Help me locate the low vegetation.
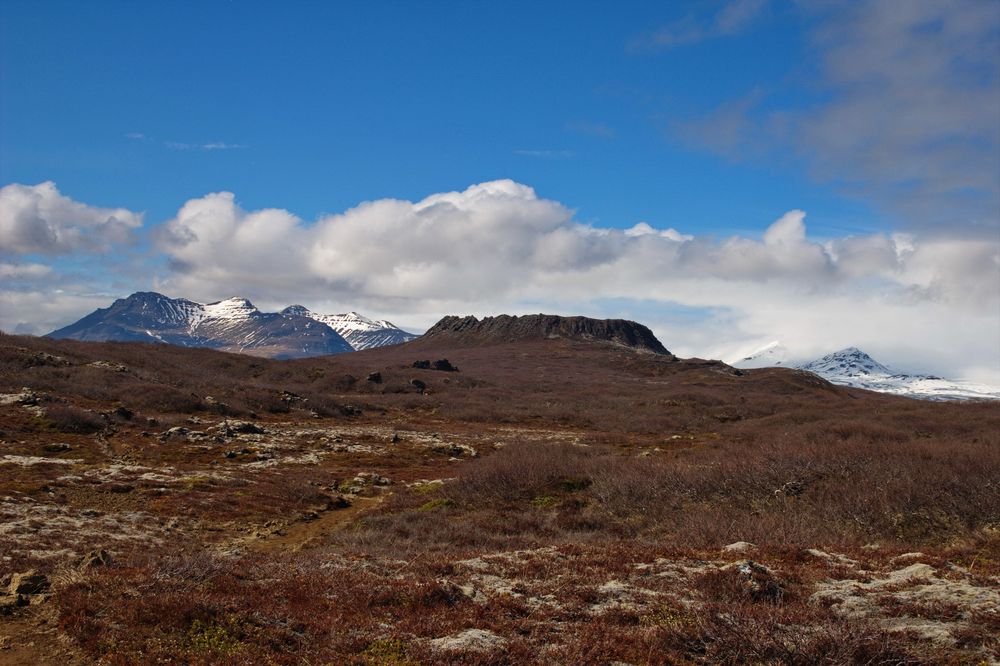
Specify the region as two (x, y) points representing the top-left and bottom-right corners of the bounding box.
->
(0, 332), (997, 664)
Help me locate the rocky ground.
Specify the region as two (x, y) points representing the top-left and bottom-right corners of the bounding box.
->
(1, 333), (998, 664)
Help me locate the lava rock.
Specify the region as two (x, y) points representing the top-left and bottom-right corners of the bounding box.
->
(114, 406), (134, 420)
(79, 549), (113, 568)
(8, 571), (49, 596)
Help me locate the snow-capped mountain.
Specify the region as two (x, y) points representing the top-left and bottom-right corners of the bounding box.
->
(797, 348), (1000, 400)
(281, 306), (417, 350)
(731, 341), (790, 369)
(737, 344), (1000, 401)
(798, 347), (892, 378)
(48, 292), (356, 359)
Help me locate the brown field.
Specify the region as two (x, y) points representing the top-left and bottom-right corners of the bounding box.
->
(0, 331), (998, 665)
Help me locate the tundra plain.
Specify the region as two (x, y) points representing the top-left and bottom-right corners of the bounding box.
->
(0, 331), (998, 665)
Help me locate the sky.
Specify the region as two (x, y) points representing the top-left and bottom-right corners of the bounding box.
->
(1, 0), (999, 382)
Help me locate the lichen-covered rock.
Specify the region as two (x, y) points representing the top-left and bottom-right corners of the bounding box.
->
(722, 541), (756, 553)
(160, 426), (189, 441)
(429, 628), (506, 652)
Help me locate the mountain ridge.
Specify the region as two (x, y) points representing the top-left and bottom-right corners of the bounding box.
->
(47, 292), (413, 359)
(420, 314), (673, 355)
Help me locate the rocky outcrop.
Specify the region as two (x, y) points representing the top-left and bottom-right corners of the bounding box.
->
(421, 314), (672, 355)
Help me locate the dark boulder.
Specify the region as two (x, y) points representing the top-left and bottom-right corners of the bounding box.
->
(79, 549), (113, 568)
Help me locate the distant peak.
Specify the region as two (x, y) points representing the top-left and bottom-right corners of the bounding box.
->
(281, 305), (311, 316)
(827, 347), (878, 363)
(121, 291), (172, 302)
(212, 296), (254, 306)
(800, 347), (892, 376)
(731, 340), (788, 369)
(202, 297), (258, 320)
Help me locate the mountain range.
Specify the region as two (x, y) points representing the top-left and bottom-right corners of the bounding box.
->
(43, 294), (998, 401)
(47, 292), (416, 359)
(734, 343), (1000, 401)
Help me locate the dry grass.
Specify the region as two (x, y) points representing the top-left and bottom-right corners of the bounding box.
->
(1, 331), (998, 664)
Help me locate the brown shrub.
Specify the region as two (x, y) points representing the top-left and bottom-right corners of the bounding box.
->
(42, 404), (105, 433)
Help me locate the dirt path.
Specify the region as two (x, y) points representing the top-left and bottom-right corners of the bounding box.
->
(245, 495), (385, 553)
(0, 609), (88, 666)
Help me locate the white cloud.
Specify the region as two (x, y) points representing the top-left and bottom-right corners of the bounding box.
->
(124, 133), (244, 150)
(3, 179), (994, 382)
(166, 141), (245, 151)
(0, 262), (52, 279)
(674, 0), (1000, 233)
(152, 180), (1000, 381)
(0, 182), (143, 255)
(625, 222), (693, 241)
(631, 0), (770, 50)
(0, 288), (116, 336)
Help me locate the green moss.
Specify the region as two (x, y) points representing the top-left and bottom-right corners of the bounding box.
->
(180, 475), (215, 491)
(362, 637), (414, 665)
(641, 604), (697, 630)
(186, 619), (241, 656)
(411, 480), (445, 494)
(417, 498), (454, 512)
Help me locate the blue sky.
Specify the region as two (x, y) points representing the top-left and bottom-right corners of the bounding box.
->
(1, 1), (879, 236)
(1, 0), (999, 381)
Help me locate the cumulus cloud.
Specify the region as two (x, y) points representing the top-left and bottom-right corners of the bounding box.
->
(152, 180), (1000, 381)
(0, 182), (143, 255)
(625, 222), (693, 242)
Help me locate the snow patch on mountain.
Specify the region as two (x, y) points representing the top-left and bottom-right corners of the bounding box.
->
(281, 306), (417, 351)
(201, 297), (257, 322)
(730, 341), (790, 369)
(734, 343), (1000, 401)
